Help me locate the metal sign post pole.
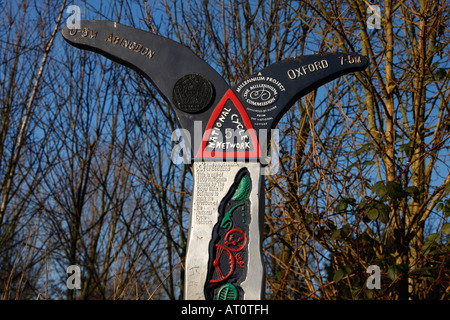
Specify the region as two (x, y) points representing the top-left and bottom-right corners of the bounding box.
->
(185, 162), (264, 300)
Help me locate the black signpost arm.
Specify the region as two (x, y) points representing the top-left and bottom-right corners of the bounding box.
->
(61, 21), (368, 163)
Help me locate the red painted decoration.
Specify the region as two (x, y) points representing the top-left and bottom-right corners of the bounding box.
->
(224, 228), (247, 252)
(209, 244), (235, 284)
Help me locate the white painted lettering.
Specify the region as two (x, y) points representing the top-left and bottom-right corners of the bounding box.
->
(287, 59), (329, 80)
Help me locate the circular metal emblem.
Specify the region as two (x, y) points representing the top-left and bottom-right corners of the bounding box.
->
(172, 74), (213, 113)
(242, 82), (279, 107)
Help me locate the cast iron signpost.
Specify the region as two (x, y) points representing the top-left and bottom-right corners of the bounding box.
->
(62, 20), (368, 300)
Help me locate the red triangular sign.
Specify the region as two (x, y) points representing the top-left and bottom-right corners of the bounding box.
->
(196, 89), (260, 159)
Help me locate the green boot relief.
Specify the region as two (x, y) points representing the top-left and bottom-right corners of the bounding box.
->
(231, 176), (250, 201)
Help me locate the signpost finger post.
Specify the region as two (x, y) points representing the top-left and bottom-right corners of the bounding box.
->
(62, 20), (368, 300)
